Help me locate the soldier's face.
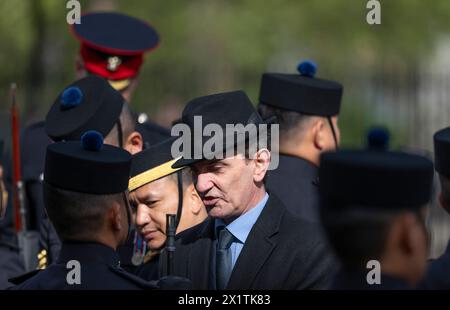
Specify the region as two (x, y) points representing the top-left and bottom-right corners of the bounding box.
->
(191, 155), (259, 223)
(131, 175), (179, 251)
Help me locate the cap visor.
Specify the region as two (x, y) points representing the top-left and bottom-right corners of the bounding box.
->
(171, 157), (203, 169)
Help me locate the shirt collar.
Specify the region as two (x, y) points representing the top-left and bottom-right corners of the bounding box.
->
(215, 192), (269, 244)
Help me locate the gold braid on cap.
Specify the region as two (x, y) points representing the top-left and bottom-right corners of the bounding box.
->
(128, 157), (183, 191)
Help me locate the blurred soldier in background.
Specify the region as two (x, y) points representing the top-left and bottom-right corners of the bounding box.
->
(71, 12), (160, 123)
(16, 12), (166, 272)
(320, 149), (434, 289)
(258, 60), (343, 223)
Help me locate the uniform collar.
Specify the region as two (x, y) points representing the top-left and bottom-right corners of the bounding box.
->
(279, 154), (319, 185)
(57, 241), (120, 267)
(279, 153), (318, 169)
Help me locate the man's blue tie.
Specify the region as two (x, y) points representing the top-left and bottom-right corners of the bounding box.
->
(216, 227), (234, 290)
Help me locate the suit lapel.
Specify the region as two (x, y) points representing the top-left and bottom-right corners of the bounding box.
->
(186, 218), (216, 289)
(227, 195), (284, 289)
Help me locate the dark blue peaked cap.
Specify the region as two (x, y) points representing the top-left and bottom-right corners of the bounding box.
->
(45, 76), (124, 142)
(259, 60), (343, 116)
(434, 127), (450, 178)
(72, 12), (159, 55)
(319, 150), (434, 210)
(136, 122), (171, 149)
(44, 131), (131, 194)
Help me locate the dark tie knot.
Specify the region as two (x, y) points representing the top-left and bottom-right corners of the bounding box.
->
(218, 227), (234, 250)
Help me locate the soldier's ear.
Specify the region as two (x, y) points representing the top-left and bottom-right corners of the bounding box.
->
(312, 119), (326, 150)
(124, 131), (143, 154)
(253, 148), (270, 183)
(110, 203), (123, 232)
(396, 212), (424, 256)
(381, 213), (408, 257)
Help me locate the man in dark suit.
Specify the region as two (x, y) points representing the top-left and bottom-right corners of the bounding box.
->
(165, 90), (336, 290)
(319, 149), (434, 289)
(258, 60), (343, 223)
(420, 127), (450, 289)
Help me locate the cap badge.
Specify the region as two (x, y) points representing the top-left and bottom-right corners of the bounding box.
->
(107, 56), (122, 72)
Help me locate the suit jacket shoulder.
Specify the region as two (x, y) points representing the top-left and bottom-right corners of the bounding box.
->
(228, 194), (337, 289)
(170, 194), (337, 289)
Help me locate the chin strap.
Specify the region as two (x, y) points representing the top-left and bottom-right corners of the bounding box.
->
(117, 119), (123, 148)
(175, 170), (183, 229)
(327, 116), (339, 150)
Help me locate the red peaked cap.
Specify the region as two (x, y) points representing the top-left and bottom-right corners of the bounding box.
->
(79, 45), (144, 80)
(72, 12), (160, 81)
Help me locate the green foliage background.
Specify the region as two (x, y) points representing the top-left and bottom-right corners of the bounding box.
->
(1, 0), (449, 148)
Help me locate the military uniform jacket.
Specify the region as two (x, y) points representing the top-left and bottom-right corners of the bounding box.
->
(38, 215), (61, 267)
(135, 253), (160, 281)
(10, 242), (157, 290)
(330, 269), (411, 290)
(266, 154), (320, 222)
(22, 121), (52, 231)
(419, 239), (450, 289)
(165, 194), (336, 290)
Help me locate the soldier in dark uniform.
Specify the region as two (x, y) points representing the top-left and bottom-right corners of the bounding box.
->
(16, 12), (163, 271)
(37, 75), (144, 269)
(420, 127), (450, 289)
(10, 131), (157, 290)
(128, 136), (207, 281)
(0, 143), (26, 289)
(319, 149), (434, 289)
(258, 60), (342, 223)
